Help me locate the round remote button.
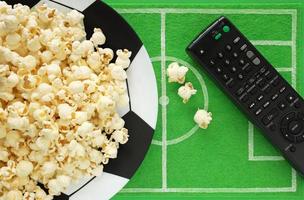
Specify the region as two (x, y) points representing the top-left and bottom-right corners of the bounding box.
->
(280, 112), (304, 143)
(223, 25), (230, 32)
(288, 120), (303, 135)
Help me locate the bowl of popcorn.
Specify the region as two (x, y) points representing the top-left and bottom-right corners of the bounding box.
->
(0, 1), (158, 200)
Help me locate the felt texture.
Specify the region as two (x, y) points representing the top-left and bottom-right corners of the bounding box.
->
(103, 0), (304, 199)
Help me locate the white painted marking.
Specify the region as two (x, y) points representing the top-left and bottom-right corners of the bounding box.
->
(121, 186), (295, 193)
(159, 95), (170, 106)
(117, 8), (296, 15)
(291, 11), (297, 88)
(277, 68), (293, 72)
(160, 11), (167, 190)
(251, 40), (292, 46)
(248, 122), (254, 160)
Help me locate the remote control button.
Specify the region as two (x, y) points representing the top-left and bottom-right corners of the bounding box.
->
(255, 108), (262, 116)
(281, 112), (296, 127)
(258, 79), (267, 88)
(233, 52), (238, 58)
(247, 84), (256, 94)
(264, 70), (271, 78)
(223, 74), (230, 81)
(238, 74), (244, 80)
(286, 93), (296, 103)
(256, 78), (263, 84)
(257, 94), (264, 101)
(261, 84), (271, 93)
(271, 93), (279, 101)
(246, 51), (255, 59)
(278, 101), (287, 110)
(264, 85), (272, 94)
(249, 102), (255, 109)
(279, 86), (286, 93)
(199, 50), (205, 55)
(226, 78), (235, 88)
(252, 57), (261, 65)
(239, 59), (245, 66)
(259, 67), (266, 74)
(271, 76), (280, 86)
(239, 93), (249, 102)
(263, 101), (270, 108)
(248, 77), (255, 85)
(214, 33), (222, 40)
(223, 25), (230, 32)
(282, 129), (296, 143)
(224, 59), (230, 65)
(230, 66), (237, 73)
(218, 52), (224, 58)
(233, 37), (240, 44)
(236, 87), (245, 96)
(288, 120), (303, 135)
(216, 67), (222, 73)
(240, 44), (247, 51)
(241, 63), (250, 71)
(210, 59), (215, 66)
(263, 108), (279, 124)
(225, 45), (232, 51)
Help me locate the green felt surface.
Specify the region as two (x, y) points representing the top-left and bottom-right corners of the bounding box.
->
(102, 1), (304, 199)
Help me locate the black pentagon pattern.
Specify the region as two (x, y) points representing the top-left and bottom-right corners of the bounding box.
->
(4, 0), (40, 7)
(82, 1), (142, 62)
(103, 111), (154, 178)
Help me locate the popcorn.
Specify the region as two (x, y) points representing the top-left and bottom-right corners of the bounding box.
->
(167, 62), (188, 84)
(66, 9), (84, 26)
(68, 80), (84, 94)
(112, 128), (129, 144)
(57, 103), (73, 120)
(90, 28), (106, 46)
(109, 63), (127, 80)
(16, 160), (33, 177)
(178, 82), (197, 103)
(194, 109), (212, 129)
(0, 3), (129, 199)
(115, 49), (131, 69)
(5, 33), (21, 50)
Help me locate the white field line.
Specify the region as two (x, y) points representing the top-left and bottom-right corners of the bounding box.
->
(291, 11), (297, 88)
(251, 40), (292, 46)
(248, 121), (284, 161)
(117, 8), (296, 15)
(121, 187), (295, 193)
(160, 11), (167, 190)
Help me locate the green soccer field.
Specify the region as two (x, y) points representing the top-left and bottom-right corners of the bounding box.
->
(104, 2), (304, 199)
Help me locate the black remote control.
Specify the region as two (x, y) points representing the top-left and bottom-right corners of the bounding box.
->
(186, 16), (304, 176)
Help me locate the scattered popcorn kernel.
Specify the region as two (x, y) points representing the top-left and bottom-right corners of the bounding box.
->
(167, 62), (188, 84)
(90, 28), (106, 46)
(194, 109), (212, 129)
(178, 82), (197, 103)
